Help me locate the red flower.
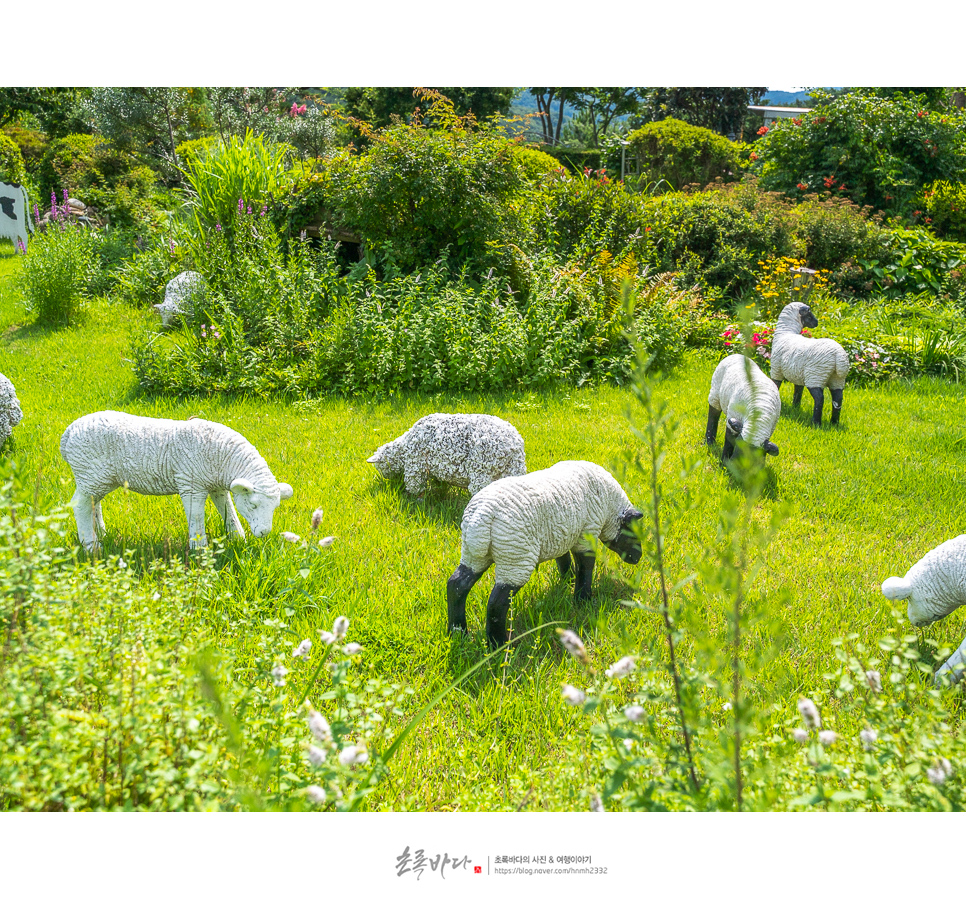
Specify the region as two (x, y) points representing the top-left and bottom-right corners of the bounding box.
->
(749, 152), (759, 161)
(823, 175), (836, 188)
(757, 125), (769, 136)
(796, 182), (808, 190)
(816, 116), (827, 124)
(925, 216), (933, 223)
(917, 110), (926, 117)
(838, 184), (846, 191)
(792, 117), (802, 126)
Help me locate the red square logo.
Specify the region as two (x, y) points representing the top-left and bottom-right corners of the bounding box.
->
(474, 866), (482, 874)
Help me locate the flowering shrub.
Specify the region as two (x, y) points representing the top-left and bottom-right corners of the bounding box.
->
(847, 340), (900, 382)
(17, 191), (99, 325)
(753, 255), (832, 315)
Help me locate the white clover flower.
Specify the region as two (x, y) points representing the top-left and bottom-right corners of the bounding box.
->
(343, 642), (363, 656)
(332, 616), (349, 639)
(306, 708), (332, 744)
(117, 557), (127, 569)
(589, 794), (605, 813)
(305, 784), (327, 804)
(557, 629), (588, 665)
(311, 508), (324, 531)
(152, 591), (161, 601)
(623, 738), (633, 751)
(281, 531), (301, 543)
(271, 664), (288, 687)
(319, 536), (336, 548)
(792, 728), (809, 745)
(339, 745), (369, 766)
(624, 704), (645, 723)
(306, 745), (326, 767)
(561, 684), (586, 706)
(859, 728), (878, 752)
(819, 730), (838, 747)
(722, 701), (733, 711)
(605, 656), (636, 679)
(797, 697), (821, 730)
(318, 630), (336, 645)
(865, 670), (882, 693)
(927, 757), (952, 787)
(292, 639), (312, 659)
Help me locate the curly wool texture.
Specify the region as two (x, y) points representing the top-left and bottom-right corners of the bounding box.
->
(459, 460), (636, 586)
(60, 410), (292, 549)
(368, 413), (526, 495)
(770, 301), (849, 389)
(708, 354), (781, 447)
(0, 373), (23, 446)
(155, 270), (204, 327)
(883, 535), (966, 684)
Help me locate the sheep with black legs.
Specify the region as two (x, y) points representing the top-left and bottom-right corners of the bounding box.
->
(368, 413), (526, 496)
(446, 460), (644, 648)
(882, 535), (966, 686)
(770, 301), (849, 426)
(60, 410), (293, 551)
(0, 373), (23, 447)
(705, 353), (781, 460)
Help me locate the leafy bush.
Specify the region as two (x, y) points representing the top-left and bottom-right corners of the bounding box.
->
(36, 133), (168, 231)
(916, 180), (966, 242)
(0, 132), (26, 185)
(857, 226), (966, 298)
(1, 123), (48, 175)
(635, 180), (797, 304)
(627, 117), (744, 191)
(17, 201), (99, 325)
(753, 90), (966, 215)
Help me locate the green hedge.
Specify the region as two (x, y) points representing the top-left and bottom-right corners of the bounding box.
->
(627, 118), (743, 191)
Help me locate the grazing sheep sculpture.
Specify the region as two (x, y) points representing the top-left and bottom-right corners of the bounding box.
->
(0, 373), (23, 447)
(705, 354), (781, 459)
(770, 301), (849, 426)
(368, 413), (526, 496)
(882, 535), (966, 686)
(447, 460), (644, 648)
(155, 270), (204, 328)
(60, 410), (293, 550)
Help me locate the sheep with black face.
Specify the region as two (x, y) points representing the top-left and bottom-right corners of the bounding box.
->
(770, 301), (850, 426)
(705, 354), (781, 460)
(446, 460), (644, 648)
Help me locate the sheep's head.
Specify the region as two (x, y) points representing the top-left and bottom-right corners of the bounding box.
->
(726, 416), (779, 456)
(367, 441), (403, 479)
(798, 303), (819, 329)
(607, 508), (645, 565)
(230, 478), (293, 537)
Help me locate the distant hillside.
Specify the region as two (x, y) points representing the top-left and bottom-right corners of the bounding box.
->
(760, 89), (832, 106)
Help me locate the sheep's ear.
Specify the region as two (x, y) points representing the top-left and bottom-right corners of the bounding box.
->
(726, 416), (743, 436)
(626, 509), (645, 522)
(366, 446), (384, 464)
(278, 482), (294, 501)
(763, 440), (779, 456)
(230, 477), (254, 495)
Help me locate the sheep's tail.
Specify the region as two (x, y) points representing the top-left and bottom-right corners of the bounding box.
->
(836, 347), (850, 378)
(882, 576), (913, 600)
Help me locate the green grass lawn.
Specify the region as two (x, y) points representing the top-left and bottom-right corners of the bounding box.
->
(3, 250), (966, 810)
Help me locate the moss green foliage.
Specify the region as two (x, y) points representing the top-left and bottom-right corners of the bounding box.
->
(627, 118), (744, 191)
(753, 90), (966, 216)
(2, 123), (47, 175)
(0, 132), (26, 185)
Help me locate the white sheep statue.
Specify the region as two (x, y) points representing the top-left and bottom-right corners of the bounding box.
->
(368, 413), (526, 496)
(446, 460), (644, 648)
(155, 270), (204, 328)
(770, 301), (849, 426)
(60, 410), (293, 551)
(882, 535), (966, 686)
(0, 373), (23, 447)
(705, 353), (781, 460)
